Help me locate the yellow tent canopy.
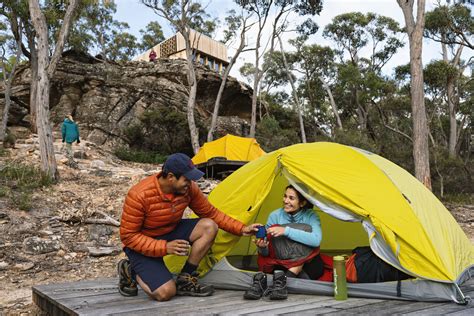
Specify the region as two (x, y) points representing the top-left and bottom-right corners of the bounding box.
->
(192, 134), (265, 165)
(166, 142), (473, 302)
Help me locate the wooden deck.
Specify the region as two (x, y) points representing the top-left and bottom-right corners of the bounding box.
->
(33, 278), (474, 315)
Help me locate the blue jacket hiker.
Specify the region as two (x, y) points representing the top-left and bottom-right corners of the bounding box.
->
(61, 115), (80, 168)
(61, 116), (80, 144)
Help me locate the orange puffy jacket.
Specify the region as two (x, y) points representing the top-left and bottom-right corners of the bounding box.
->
(120, 173), (245, 257)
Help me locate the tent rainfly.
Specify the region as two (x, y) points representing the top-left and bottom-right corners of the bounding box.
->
(192, 134), (265, 165)
(167, 142), (474, 303)
(192, 134), (265, 179)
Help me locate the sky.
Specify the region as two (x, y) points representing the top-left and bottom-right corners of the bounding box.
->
(114, 0), (473, 81)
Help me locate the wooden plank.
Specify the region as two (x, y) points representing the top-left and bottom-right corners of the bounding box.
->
(73, 290), (240, 316)
(320, 299), (410, 314)
(325, 300), (442, 315)
(246, 297), (380, 316)
(402, 303), (474, 315)
(109, 291), (268, 315)
(217, 296), (334, 316)
(32, 278), (474, 315)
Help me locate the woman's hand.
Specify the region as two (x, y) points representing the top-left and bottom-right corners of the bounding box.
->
(267, 226), (286, 237)
(254, 238), (269, 248)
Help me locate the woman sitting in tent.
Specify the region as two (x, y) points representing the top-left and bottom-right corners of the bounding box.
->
(244, 185), (323, 300)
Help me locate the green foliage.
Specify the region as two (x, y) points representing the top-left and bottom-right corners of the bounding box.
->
(107, 29), (138, 61)
(139, 21), (165, 51)
(431, 148), (474, 198)
(424, 60), (458, 89)
(0, 161), (53, 211)
(425, 4), (473, 47)
(256, 116), (299, 152)
(334, 129), (379, 154)
(121, 106), (203, 156)
(141, 0), (217, 37)
(114, 147), (167, 164)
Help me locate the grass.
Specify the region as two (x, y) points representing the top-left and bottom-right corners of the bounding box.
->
(0, 147), (8, 157)
(0, 161), (53, 211)
(114, 147), (167, 164)
(442, 193), (474, 205)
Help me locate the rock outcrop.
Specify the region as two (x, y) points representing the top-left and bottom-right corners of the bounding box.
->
(3, 50), (253, 150)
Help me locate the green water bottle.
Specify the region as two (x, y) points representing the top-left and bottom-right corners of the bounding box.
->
(333, 255), (348, 300)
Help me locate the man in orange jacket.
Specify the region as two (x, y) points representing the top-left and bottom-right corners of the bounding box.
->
(118, 153), (260, 301)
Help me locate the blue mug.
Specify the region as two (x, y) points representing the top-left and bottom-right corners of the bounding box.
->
(256, 226), (266, 238)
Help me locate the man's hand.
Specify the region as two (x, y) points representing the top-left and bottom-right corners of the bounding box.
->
(267, 226), (286, 237)
(166, 239), (190, 256)
(241, 223), (262, 236)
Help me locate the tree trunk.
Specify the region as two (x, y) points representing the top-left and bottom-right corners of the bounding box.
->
(182, 28), (200, 154)
(278, 36), (306, 143)
(207, 20), (249, 142)
(29, 0), (58, 180)
(319, 77), (343, 131)
(249, 60), (259, 138)
(447, 45), (463, 157)
(28, 33), (38, 133)
(0, 33), (22, 142)
(28, 0), (78, 181)
(447, 76), (457, 157)
(398, 0), (432, 190)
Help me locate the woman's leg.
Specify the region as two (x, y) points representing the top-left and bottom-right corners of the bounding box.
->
(303, 255), (324, 280)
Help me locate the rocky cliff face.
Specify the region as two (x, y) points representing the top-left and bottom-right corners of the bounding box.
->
(3, 51), (252, 150)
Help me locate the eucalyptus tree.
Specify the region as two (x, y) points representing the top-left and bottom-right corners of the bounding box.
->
(28, 0), (79, 181)
(425, 3), (473, 157)
(0, 0), (41, 132)
(323, 12), (403, 132)
(397, 0), (431, 190)
(291, 41), (342, 133)
(139, 21), (165, 51)
(207, 9), (254, 142)
(0, 17), (22, 143)
(235, 0), (323, 138)
(142, 0), (217, 154)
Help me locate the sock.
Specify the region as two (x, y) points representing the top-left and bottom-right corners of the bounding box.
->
(285, 270), (298, 278)
(181, 261), (198, 275)
(298, 270), (311, 280)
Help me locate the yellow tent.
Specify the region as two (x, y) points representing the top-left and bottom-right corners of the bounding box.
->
(167, 142), (474, 302)
(192, 134), (265, 165)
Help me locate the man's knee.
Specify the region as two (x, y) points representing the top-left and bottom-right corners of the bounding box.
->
(151, 280), (176, 301)
(199, 218), (218, 236)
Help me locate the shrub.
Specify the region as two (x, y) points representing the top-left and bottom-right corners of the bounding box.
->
(0, 148), (7, 157)
(0, 161), (53, 211)
(256, 116), (299, 152)
(114, 147), (167, 164)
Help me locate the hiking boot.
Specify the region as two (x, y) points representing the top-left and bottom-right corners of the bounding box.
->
(243, 272), (268, 300)
(176, 272), (214, 297)
(269, 270), (288, 300)
(118, 258), (138, 297)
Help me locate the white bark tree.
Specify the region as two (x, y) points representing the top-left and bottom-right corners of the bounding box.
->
(397, 0), (432, 190)
(277, 35), (306, 143)
(28, 0), (79, 181)
(143, 0), (215, 154)
(0, 21), (22, 143)
(207, 10), (254, 142)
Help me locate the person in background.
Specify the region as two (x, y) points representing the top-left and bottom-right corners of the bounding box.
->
(244, 185), (323, 300)
(149, 48), (157, 62)
(118, 153), (261, 301)
(61, 115), (80, 168)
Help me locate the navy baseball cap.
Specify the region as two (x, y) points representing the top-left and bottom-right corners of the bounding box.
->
(162, 153), (204, 181)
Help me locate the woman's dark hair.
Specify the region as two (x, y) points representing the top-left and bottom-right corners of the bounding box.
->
(285, 185), (313, 209)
